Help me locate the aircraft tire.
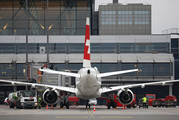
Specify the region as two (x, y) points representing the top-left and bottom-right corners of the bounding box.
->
(107, 102), (110, 109)
(60, 102), (64, 108)
(113, 102), (116, 108)
(66, 102), (69, 109)
(86, 104), (87, 108)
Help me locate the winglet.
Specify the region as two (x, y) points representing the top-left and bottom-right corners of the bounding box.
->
(83, 17), (91, 68)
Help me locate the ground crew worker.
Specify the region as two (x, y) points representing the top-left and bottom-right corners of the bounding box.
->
(38, 95), (42, 109)
(142, 96), (148, 108)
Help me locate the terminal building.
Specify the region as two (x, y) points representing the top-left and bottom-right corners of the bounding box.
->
(0, 0), (179, 104)
(98, 2), (151, 35)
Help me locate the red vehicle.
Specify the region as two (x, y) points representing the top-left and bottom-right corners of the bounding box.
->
(104, 94), (118, 109)
(146, 94), (156, 106)
(165, 95), (177, 107)
(152, 95), (177, 107)
(68, 96), (79, 106)
(155, 98), (166, 107)
(101, 94), (137, 109)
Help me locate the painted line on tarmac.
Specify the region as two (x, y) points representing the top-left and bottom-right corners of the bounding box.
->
(87, 108), (95, 118)
(56, 116), (88, 118)
(100, 116), (132, 118)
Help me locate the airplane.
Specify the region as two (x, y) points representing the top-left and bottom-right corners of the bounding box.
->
(0, 17), (179, 109)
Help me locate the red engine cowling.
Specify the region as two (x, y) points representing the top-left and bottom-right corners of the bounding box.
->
(117, 89), (134, 105)
(43, 89), (59, 105)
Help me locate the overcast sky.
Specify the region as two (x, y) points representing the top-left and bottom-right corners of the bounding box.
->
(95, 0), (179, 34)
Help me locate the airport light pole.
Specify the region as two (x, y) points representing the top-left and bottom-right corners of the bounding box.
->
(47, 0), (49, 68)
(26, 0), (28, 90)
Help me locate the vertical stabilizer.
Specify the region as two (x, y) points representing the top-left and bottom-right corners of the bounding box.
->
(83, 17), (91, 68)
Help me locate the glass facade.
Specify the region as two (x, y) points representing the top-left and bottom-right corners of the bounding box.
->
(134, 11), (149, 25)
(101, 10), (149, 25)
(154, 63), (170, 76)
(0, 42), (170, 54)
(50, 63), (66, 71)
(120, 43), (135, 53)
(0, 43), (16, 53)
(0, 62), (168, 78)
(69, 43), (84, 53)
(138, 63), (153, 76)
(16, 64), (26, 76)
(120, 43), (169, 53)
(0, 63), (26, 77)
(99, 4), (151, 35)
(0, 0), (92, 35)
(0, 64), (13, 77)
(101, 11), (116, 25)
(118, 11), (133, 25)
(121, 63), (137, 76)
(171, 38), (179, 58)
(101, 63), (118, 73)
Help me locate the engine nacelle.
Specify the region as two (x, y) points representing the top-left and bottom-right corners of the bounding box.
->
(117, 89), (134, 105)
(43, 89), (59, 105)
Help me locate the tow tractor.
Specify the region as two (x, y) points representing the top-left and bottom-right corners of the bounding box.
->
(146, 94), (156, 106)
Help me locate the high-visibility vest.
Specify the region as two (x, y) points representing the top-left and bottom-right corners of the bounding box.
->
(142, 97), (147, 103)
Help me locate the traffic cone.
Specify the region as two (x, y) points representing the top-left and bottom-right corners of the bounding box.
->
(93, 105), (96, 111)
(51, 105), (53, 109)
(46, 104), (49, 110)
(122, 104), (125, 110)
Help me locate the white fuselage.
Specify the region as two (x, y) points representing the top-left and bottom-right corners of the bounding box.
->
(75, 67), (101, 100)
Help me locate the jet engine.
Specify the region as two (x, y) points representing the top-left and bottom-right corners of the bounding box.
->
(117, 89), (134, 105)
(43, 89), (59, 105)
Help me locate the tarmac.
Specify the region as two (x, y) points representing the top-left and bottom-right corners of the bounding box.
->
(0, 105), (179, 120)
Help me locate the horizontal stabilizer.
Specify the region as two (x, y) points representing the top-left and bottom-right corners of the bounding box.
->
(39, 69), (80, 78)
(98, 69), (138, 78)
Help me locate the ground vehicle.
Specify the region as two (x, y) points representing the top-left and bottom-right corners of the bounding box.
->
(138, 99), (149, 108)
(9, 90), (38, 109)
(146, 94), (156, 106)
(153, 98), (166, 107)
(3, 97), (9, 105)
(152, 99), (160, 107)
(68, 96), (79, 106)
(165, 95), (177, 107)
(105, 94), (117, 109)
(152, 95), (177, 107)
(103, 94), (137, 109)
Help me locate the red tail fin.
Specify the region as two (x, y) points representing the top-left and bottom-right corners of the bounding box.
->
(83, 17), (91, 68)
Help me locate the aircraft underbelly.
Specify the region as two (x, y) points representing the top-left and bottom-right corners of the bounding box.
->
(77, 75), (100, 99)
(83, 78), (96, 95)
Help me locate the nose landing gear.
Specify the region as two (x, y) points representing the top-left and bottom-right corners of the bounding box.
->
(86, 100), (91, 108)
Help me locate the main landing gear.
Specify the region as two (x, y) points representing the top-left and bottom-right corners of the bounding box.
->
(60, 92), (70, 109)
(60, 101), (69, 109)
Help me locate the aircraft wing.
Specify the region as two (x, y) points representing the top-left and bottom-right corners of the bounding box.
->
(98, 69), (138, 78)
(0, 79), (76, 93)
(100, 79), (179, 94)
(39, 68), (80, 78)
